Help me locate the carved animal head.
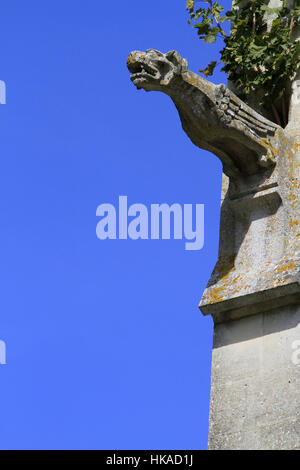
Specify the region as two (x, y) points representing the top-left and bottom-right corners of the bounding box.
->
(127, 49), (188, 91)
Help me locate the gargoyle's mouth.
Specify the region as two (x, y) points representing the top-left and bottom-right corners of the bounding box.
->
(127, 59), (158, 81)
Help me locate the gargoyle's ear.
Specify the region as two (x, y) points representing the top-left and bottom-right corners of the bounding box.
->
(165, 50), (188, 72)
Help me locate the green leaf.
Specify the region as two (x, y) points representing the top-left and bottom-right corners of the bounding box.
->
(186, 0), (194, 11)
(199, 61), (218, 77)
(194, 22), (210, 34)
(204, 35), (217, 43)
(187, 0), (299, 112)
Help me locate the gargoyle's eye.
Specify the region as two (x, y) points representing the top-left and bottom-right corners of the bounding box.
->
(146, 49), (163, 57)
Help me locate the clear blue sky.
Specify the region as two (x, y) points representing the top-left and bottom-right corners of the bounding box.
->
(0, 1), (230, 450)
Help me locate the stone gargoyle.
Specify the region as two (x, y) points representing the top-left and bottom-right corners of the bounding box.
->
(127, 49), (286, 179)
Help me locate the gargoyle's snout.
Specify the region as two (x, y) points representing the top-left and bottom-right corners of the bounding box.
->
(127, 49), (187, 91)
(127, 51), (158, 79)
(127, 51), (145, 73)
(127, 50), (163, 90)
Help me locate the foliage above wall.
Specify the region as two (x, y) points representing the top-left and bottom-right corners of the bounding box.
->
(187, 0), (300, 125)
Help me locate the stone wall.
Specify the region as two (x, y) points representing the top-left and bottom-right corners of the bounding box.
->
(209, 304), (300, 450)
